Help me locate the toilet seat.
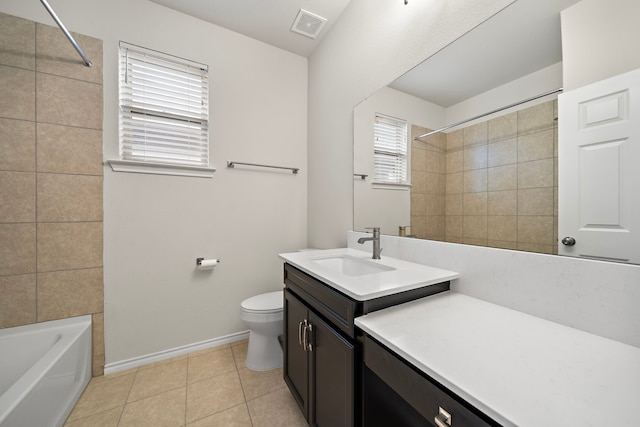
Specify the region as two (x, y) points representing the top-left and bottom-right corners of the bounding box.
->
(240, 290), (283, 314)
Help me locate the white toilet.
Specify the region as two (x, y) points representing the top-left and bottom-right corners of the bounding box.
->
(240, 290), (284, 371)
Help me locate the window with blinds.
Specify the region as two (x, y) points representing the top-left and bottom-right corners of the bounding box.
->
(373, 113), (408, 184)
(119, 43), (209, 167)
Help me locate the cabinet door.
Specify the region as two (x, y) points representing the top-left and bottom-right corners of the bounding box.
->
(284, 290), (309, 419)
(309, 311), (355, 427)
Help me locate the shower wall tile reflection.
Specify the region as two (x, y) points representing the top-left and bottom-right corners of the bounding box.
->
(410, 100), (558, 254)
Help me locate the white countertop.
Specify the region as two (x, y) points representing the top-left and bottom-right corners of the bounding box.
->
(279, 248), (459, 301)
(355, 292), (640, 427)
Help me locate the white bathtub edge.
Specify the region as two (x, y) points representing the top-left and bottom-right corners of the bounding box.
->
(104, 330), (250, 375)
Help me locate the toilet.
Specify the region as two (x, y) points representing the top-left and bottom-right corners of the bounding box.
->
(240, 290), (284, 371)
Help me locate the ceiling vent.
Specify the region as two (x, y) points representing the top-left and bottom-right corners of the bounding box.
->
(290, 9), (327, 39)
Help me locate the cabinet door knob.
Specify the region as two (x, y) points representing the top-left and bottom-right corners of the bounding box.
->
(434, 407), (452, 427)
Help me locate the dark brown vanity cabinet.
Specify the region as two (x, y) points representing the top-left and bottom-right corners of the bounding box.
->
(283, 262), (450, 427)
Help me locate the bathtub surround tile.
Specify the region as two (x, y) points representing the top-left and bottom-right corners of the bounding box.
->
(446, 129), (464, 151)
(517, 242), (554, 255)
(518, 187), (554, 216)
(463, 192), (487, 216)
(0, 118), (36, 171)
(445, 149), (463, 174)
(36, 267), (103, 321)
(37, 222), (102, 272)
(518, 129), (554, 163)
(463, 145), (488, 171)
(518, 216), (555, 244)
(0, 274), (36, 328)
(462, 215), (487, 240)
(128, 358), (188, 402)
(0, 223), (36, 276)
(445, 215), (463, 238)
(36, 123), (103, 175)
(445, 193), (463, 216)
(463, 169), (487, 193)
(0, 65), (35, 121)
(186, 370), (246, 423)
(36, 23), (103, 84)
(93, 313), (105, 359)
(120, 387), (186, 427)
(487, 190), (517, 216)
(445, 172), (463, 194)
(518, 158), (554, 189)
(37, 173), (103, 222)
(0, 171), (36, 222)
(488, 112), (517, 142)
(487, 138), (517, 167)
(0, 13), (36, 70)
(463, 122), (487, 148)
(187, 403), (252, 427)
(246, 387), (307, 427)
(487, 164), (517, 192)
(517, 101), (555, 135)
(487, 216), (517, 242)
(36, 73), (103, 129)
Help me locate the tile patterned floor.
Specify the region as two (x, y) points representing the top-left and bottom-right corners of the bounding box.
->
(64, 340), (307, 427)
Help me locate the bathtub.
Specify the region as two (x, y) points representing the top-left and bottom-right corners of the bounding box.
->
(0, 315), (92, 427)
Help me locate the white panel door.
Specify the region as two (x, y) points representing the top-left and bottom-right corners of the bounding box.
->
(558, 68), (640, 263)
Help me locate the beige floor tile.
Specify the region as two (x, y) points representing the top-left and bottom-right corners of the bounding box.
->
(64, 407), (122, 427)
(247, 388), (307, 427)
(138, 354), (188, 371)
(119, 387), (186, 427)
(238, 366), (286, 401)
(188, 346), (236, 384)
(186, 371), (245, 423)
(67, 373), (135, 421)
(186, 403), (252, 427)
(230, 341), (248, 368)
(128, 358), (188, 402)
(188, 344), (231, 358)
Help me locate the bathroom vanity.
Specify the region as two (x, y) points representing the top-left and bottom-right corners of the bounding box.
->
(279, 248), (459, 427)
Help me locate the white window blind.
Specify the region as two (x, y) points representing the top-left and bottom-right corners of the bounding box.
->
(119, 43), (209, 167)
(373, 113), (408, 184)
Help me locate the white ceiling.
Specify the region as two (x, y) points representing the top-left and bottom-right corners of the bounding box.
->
(148, 0), (352, 57)
(389, 0), (581, 107)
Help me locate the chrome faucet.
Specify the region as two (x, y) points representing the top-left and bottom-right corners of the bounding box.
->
(357, 227), (381, 259)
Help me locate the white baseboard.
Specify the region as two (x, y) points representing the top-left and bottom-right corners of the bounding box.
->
(104, 330), (250, 375)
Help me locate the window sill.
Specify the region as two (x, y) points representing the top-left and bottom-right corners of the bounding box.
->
(372, 182), (411, 190)
(106, 160), (216, 178)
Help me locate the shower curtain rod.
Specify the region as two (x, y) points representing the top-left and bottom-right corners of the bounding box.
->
(40, 0), (93, 67)
(414, 87), (563, 140)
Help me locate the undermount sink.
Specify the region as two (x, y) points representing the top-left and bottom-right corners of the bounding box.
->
(311, 255), (395, 277)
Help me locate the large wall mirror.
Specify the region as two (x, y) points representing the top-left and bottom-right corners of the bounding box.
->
(354, 0), (639, 265)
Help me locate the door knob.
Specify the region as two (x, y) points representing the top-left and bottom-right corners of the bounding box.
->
(561, 237), (576, 246)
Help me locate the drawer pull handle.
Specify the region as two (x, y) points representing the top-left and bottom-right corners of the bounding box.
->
(306, 324), (314, 352)
(434, 407), (452, 427)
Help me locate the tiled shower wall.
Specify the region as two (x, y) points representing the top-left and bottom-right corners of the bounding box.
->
(0, 12), (105, 375)
(410, 100), (558, 254)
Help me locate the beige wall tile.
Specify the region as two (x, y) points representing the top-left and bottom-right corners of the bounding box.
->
(488, 138), (517, 167)
(463, 192), (487, 216)
(487, 240), (518, 250)
(0, 12), (35, 70)
(463, 215), (487, 239)
(518, 216), (554, 244)
(488, 112), (517, 142)
(36, 73), (102, 129)
(36, 123), (103, 175)
(488, 190), (517, 216)
(37, 173), (103, 222)
(462, 237), (487, 246)
(518, 129), (554, 163)
(488, 164), (517, 191)
(0, 273), (36, 328)
(446, 172), (463, 194)
(425, 215), (445, 238)
(463, 122), (487, 148)
(517, 100), (554, 135)
(37, 267), (103, 321)
(36, 23), (103, 84)
(411, 146), (426, 172)
(424, 172), (445, 194)
(463, 145), (488, 171)
(487, 215), (517, 242)
(425, 194), (445, 216)
(445, 193), (462, 216)
(0, 223), (36, 275)
(446, 215), (463, 238)
(518, 188), (554, 216)
(446, 150), (463, 173)
(425, 150), (445, 173)
(37, 222), (102, 271)
(93, 312), (105, 358)
(411, 193), (426, 216)
(446, 129), (463, 151)
(0, 65), (35, 121)
(517, 242), (554, 254)
(410, 219), (426, 239)
(0, 171), (35, 222)
(463, 169), (487, 193)
(411, 170), (426, 194)
(518, 159), (554, 189)
(0, 118), (35, 172)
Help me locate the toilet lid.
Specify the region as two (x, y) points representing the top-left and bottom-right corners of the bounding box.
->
(241, 291), (283, 313)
